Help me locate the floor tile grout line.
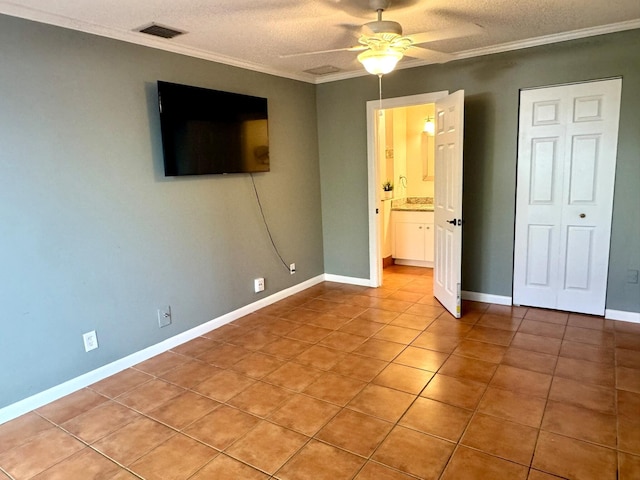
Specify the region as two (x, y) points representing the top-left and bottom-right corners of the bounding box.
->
(344, 296), (474, 478)
(432, 320), (498, 479)
(614, 339), (621, 456)
(24, 410), (146, 480)
(126, 304), (624, 468)
(0, 465), (15, 480)
(164, 299), (403, 480)
(526, 353), (556, 477)
(328, 274), (436, 479)
(3, 271), (638, 479)
(93, 320), (378, 455)
(349, 458), (424, 480)
(8, 411), (97, 480)
(525, 310), (628, 473)
(86, 388), (296, 480)
(229, 430), (315, 479)
(38, 365), (474, 472)
(266, 276), (445, 478)
(166, 286), (579, 475)
(440, 443), (537, 479)
(455, 307), (601, 476)
(41, 376), (236, 479)
(437, 306), (595, 475)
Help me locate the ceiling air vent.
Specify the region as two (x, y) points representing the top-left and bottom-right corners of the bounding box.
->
(136, 23), (185, 39)
(304, 65), (341, 76)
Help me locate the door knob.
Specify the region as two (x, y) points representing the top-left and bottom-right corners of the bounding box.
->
(579, 213), (586, 218)
(447, 219), (460, 226)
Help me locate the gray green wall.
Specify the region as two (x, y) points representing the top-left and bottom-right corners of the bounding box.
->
(1, 12), (638, 411)
(0, 15), (323, 409)
(318, 29), (640, 312)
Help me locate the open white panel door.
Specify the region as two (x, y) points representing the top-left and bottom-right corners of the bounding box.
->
(434, 90), (464, 318)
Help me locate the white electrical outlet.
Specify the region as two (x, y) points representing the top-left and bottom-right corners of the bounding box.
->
(158, 305), (172, 328)
(83, 330), (98, 352)
(290, 263), (296, 275)
(254, 277), (265, 293)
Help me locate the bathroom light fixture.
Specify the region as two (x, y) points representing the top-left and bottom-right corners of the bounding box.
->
(358, 45), (404, 75)
(423, 116), (435, 135)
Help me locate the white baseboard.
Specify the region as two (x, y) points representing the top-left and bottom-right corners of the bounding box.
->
(329, 280), (638, 323)
(393, 259), (434, 268)
(605, 309), (640, 323)
(325, 277), (514, 306)
(3, 272), (636, 426)
(462, 290), (513, 306)
(462, 293), (640, 322)
(323, 274), (375, 287)
(0, 275), (324, 426)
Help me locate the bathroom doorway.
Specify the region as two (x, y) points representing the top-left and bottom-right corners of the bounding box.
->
(366, 91), (447, 288)
(377, 103), (436, 268)
(367, 90), (466, 317)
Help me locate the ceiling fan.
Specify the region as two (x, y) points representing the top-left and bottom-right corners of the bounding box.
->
(283, 0), (483, 75)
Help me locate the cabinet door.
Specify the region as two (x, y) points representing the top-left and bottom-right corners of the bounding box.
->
(424, 224), (435, 262)
(395, 222), (426, 260)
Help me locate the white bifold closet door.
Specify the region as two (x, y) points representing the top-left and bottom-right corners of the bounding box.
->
(513, 79), (622, 316)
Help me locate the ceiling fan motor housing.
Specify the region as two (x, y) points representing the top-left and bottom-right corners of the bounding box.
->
(369, 0), (392, 11)
(363, 20), (403, 36)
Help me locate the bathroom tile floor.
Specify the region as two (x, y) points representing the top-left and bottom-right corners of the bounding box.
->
(1, 265), (639, 479)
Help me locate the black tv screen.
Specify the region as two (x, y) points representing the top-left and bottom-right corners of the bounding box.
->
(158, 81), (269, 176)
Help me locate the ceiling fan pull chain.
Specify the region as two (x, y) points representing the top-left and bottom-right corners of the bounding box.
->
(378, 74), (383, 112)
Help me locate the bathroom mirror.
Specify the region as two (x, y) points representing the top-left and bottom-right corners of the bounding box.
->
(422, 130), (435, 181)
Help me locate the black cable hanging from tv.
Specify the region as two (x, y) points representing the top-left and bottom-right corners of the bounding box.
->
(250, 173), (290, 272)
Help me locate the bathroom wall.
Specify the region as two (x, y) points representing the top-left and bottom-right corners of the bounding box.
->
(392, 105), (435, 199)
(380, 104), (437, 264)
(380, 111), (394, 259)
(392, 109), (407, 198)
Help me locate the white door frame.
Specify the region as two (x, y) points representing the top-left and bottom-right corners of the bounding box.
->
(366, 91), (449, 287)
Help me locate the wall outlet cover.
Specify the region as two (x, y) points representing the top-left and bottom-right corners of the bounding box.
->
(83, 330), (98, 352)
(158, 306), (172, 328)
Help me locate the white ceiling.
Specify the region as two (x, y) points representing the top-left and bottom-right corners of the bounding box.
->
(2, 0), (639, 83)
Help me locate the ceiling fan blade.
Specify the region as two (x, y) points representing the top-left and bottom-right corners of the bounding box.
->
(280, 45), (367, 59)
(403, 46), (454, 63)
(406, 23), (484, 45)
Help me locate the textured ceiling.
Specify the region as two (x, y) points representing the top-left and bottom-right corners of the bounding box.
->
(1, 0), (639, 83)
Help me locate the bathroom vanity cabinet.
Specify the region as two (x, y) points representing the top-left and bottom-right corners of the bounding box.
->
(392, 211), (434, 266)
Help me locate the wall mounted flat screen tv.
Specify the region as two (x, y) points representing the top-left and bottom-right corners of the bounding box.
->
(158, 81), (269, 176)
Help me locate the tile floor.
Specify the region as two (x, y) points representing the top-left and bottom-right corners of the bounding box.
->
(1, 265), (639, 479)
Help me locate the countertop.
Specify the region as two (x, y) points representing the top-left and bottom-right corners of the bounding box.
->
(392, 204), (434, 212)
(391, 197), (434, 212)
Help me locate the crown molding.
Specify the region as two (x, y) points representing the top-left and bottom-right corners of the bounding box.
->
(0, 2), (317, 83)
(1, 3), (639, 85)
(314, 19), (640, 83)
(452, 18), (640, 62)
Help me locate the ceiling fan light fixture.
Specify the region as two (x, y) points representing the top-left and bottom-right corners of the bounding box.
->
(357, 46), (403, 75)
